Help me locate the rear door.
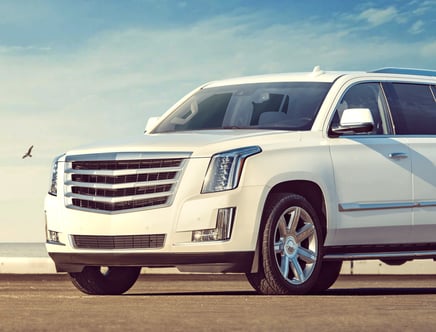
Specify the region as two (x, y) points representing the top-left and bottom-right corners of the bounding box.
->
(383, 83), (436, 243)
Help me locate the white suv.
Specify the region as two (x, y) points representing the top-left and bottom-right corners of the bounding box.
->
(45, 67), (436, 295)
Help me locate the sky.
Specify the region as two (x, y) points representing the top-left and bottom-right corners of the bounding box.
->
(1, 0), (435, 242)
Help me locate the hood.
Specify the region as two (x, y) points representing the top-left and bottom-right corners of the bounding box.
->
(65, 129), (300, 158)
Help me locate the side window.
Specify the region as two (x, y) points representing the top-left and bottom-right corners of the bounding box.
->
(383, 83), (436, 135)
(331, 82), (389, 135)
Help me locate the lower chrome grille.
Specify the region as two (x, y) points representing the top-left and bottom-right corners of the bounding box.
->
(72, 197), (167, 211)
(72, 234), (166, 249)
(64, 152), (190, 213)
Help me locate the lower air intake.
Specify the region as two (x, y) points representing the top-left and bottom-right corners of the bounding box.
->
(72, 234), (166, 249)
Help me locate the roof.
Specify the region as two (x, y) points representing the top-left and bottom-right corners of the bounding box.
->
(202, 66), (436, 88)
(203, 66), (348, 88)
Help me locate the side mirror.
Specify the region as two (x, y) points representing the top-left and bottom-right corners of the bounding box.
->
(144, 117), (160, 133)
(331, 108), (374, 134)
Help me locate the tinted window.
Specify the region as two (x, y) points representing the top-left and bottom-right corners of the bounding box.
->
(153, 82), (331, 133)
(384, 83), (436, 135)
(330, 82), (390, 135)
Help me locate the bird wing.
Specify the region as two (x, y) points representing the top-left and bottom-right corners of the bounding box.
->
(22, 145), (34, 158)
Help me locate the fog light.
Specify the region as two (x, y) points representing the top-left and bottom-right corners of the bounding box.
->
(192, 229), (219, 242)
(192, 207), (236, 242)
(47, 230), (60, 243)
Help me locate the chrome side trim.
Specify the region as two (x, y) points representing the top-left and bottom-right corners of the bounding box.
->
(324, 250), (436, 261)
(417, 201), (436, 208)
(338, 201), (436, 212)
(338, 202), (417, 212)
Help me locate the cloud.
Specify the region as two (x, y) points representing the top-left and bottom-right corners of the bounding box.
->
(421, 41), (436, 57)
(412, 0), (436, 15)
(357, 6), (399, 26)
(409, 20), (425, 34)
(0, 45), (52, 54)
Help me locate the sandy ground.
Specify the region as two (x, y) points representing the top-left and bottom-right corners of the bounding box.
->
(1, 274), (436, 331)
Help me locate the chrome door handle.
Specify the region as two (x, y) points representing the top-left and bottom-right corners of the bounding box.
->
(388, 153), (408, 160)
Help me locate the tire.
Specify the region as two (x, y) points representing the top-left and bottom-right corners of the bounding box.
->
(310, 261), (342, 293)
(246, 272), (270, 294)
(247, 193), (324, 295)
(69, 266), (141, 295)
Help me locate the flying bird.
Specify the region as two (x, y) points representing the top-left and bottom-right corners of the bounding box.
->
(22, 145), (34, 159)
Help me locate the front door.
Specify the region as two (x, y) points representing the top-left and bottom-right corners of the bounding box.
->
(327, 82), (413, 246)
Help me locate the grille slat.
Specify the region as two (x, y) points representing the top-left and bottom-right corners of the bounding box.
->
(72, 196), (168, 211)
(72, 234), (166, 249)
(64, 153), (189, 213)
(71, 171), (178, 185)
(65, 166), (183, 176)
(66, 179), (176, 190)
(72, 184), (173, 198)
(72, 159), (182, 170)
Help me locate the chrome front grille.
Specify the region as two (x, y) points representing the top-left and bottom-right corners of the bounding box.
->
(64, 152), (190, 213)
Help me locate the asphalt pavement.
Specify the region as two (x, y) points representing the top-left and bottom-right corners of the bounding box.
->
(1, 274), (436, 331)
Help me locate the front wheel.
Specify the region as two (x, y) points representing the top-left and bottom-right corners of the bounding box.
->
(248, 193), (324, 295)
(69, 266), (141, 295)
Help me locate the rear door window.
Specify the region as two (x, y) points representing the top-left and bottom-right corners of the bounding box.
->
(383, 83), (436, 135)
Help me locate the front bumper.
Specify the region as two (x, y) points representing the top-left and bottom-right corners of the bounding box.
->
(49, 251), (255, 273)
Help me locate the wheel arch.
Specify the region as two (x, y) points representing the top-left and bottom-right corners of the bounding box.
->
(250, 180), (327, 273)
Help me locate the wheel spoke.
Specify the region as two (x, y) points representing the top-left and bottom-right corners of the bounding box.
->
(289, 207), (301, 234)
(296, 223), (314, 243)
(290, 257), (305, 282)
(297, 247), (316, 264)
(280, 255), (290, 278)
(277, 215), (288, 237)
(274, 238), (284, 254)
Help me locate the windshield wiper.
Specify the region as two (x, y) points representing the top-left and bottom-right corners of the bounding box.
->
(221, 126), (252, 129)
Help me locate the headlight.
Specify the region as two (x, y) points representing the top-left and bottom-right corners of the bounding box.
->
(201, 146), (261, 193)
(48, 154), (64, 196)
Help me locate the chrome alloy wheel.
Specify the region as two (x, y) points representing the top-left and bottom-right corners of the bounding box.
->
(273, 206), (318, 285)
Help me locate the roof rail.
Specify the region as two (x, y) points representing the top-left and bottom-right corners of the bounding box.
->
(370, 67), (436, 77)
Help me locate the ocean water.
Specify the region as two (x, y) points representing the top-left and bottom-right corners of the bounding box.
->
(0, 243), (48, 257)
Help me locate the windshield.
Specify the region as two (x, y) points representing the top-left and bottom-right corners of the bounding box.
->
(153, 82), (331, 133)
